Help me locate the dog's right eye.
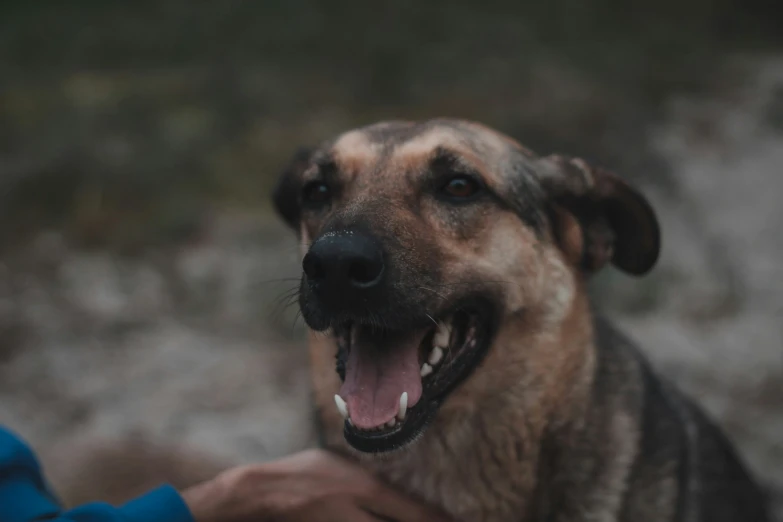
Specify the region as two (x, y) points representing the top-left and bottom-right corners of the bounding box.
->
(302, 181), (331, 206)
(437, 175), (484, 203)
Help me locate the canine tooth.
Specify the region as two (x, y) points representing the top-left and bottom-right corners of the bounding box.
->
(420, 363), (433, 377)
(386, 419), (396, 428)
(434, 322), (451, 348)
(334, 395), (348, 420)
(397, 392), (408, 420)
(428, 346), (444, 366)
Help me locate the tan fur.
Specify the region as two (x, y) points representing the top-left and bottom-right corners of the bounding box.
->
(273, 119), (770, 522)
(295, 120), (609, 520)
(278, 119), (693, 521)
(458, 120), (537, 158)
(331, 129), (381, 179)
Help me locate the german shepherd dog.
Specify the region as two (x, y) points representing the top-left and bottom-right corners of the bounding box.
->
(272, 119), (770, 521)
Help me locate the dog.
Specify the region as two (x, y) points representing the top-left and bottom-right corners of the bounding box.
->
(272, 119), (770, 521)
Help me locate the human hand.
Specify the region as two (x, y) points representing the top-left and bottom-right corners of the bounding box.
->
(182, 448), (452, 522)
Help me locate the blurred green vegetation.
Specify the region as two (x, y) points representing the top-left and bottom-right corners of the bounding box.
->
(1, 0), (781, 253)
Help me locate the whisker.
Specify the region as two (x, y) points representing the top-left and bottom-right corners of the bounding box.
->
(251, 277), (301, 286)
(418, 286), (449, 303)
(290, 308), (308, 333)
(428, 280), (511, 288)
(270, 287), (299, 308)
(268, 285), (303, 322)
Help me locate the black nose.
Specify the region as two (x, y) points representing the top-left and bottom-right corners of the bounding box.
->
(303, 232), (385, 291)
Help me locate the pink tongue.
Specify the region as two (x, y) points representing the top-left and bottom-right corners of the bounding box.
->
(339, 328), (425, 429)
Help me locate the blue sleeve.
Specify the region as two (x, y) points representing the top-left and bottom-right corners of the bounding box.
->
(0, 426), (196, 522)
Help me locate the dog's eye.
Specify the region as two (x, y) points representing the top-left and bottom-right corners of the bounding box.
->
(302, 181), (331, 205)
(440, 176), (482, 200)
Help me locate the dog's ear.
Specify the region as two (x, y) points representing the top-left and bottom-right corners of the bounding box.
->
(272, 147), (313, 231)
(536, 154), (660, 276)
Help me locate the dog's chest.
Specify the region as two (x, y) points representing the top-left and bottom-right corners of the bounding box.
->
(359, 421), (533, 522)
(368, 453), (489, 521)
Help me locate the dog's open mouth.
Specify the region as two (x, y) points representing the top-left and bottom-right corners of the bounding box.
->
(332, 304), (493, 453)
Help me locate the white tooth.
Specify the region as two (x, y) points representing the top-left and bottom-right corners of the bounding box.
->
(428, 346), (444, 366)
(420, 363), (433, 377)
(397, 392), (408, 420)
(386, 419), (396, 428)
(433, 322), (451, 347)
(334, 395), (348, 420)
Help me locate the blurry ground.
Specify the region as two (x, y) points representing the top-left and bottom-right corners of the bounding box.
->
(0, 2), (781, 519)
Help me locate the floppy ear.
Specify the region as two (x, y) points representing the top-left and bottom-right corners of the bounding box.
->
(272, 147), (313, 231)
(536, 154), (660, 276)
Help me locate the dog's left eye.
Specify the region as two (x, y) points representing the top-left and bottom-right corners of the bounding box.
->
(440, 176), (482, 201)
(302, 181), (331, 206)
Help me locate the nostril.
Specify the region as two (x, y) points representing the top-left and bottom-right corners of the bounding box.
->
(347, 257), (384, 287)
(302, 252), (325, 281)
(305, 233), (384, 291)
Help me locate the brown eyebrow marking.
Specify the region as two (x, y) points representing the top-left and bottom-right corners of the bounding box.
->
(331, 129), (382, 176)
(429, 147), (483, 178)
(307, 148), (333, 168)
(302, 152), (337, 181)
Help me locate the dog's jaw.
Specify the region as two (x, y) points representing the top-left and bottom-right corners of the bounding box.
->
(304, 241), (597, 521)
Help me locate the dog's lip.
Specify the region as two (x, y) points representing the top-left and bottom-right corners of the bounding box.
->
(335, 300), (495, 453)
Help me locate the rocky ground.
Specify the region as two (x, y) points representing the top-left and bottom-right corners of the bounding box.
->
(0, 43), (781, 520)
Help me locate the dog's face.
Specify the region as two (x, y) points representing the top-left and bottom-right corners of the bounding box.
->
(273, 119), (660, 454)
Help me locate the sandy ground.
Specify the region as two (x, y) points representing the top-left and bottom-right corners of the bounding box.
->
(1, 57), (781, 518)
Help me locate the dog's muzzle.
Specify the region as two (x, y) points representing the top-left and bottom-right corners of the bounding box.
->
(302, 231), (385, 310)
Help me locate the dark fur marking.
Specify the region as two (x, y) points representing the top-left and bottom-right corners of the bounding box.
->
(503, 156), (548, 234)
(275, 120), (769, 522)
(272, 147), (313, 230)
(593, 316), (771, 522)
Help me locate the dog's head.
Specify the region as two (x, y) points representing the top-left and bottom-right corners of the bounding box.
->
(273, 119), (660, 454)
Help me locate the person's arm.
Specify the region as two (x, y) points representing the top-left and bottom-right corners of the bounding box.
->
(0, 426), (193, 522)
(1, 426), (450, 522)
